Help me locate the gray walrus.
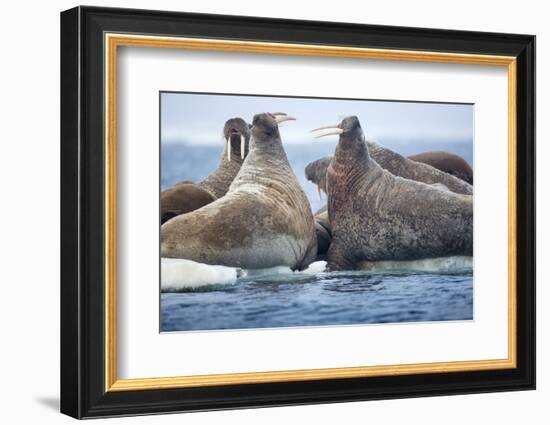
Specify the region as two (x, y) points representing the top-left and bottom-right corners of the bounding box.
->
(161, 113), (317, 271)
(408, 151), (473, 184)
(305, 146), (472, 196)
(311, 116), (472, 271)
(305, 146), (467, 260)
(160, 118), (251, 224)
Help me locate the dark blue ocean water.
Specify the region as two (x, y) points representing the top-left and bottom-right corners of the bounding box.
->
(160, 141), (473, 332)
(161, 270), (473, 332)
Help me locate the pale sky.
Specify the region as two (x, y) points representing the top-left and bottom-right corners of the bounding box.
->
(161, 92), (473, 146)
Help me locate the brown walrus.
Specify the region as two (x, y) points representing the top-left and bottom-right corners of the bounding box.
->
(161, 113), (317, 271)
(408, 151), (473, 184)
(305, 157), (332, 200)
(312, 116), (472, 271)
(160, 182), (216, 224)
(160, 118), (251, 223)
(305, 149), (472, 197)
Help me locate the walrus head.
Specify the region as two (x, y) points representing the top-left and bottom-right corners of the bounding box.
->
(222, 117), (252, 162)
(305, 156), (332, 198)
(310, 116), (369, 160)
(250, 112), (296, 146)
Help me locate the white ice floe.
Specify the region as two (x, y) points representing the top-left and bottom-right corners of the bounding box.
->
(357, 256), (473, 273)
(234, 261), (327, 279)
(161, 258), (240, 291)
(161, 259), (329, 291)
(302, 261), (328, 274)
(240, 266), (291, 278)
(161, 256), (470, 292)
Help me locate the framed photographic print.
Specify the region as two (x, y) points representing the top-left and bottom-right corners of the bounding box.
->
(60, 6), (536, 419)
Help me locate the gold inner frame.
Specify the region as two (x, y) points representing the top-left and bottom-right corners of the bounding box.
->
(104, 33), (517, 392)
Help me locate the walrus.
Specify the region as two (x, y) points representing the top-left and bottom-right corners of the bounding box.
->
(311, 116), (472, 271)
(160, 117), (251, 223)
(200, 117), (252, 199)
(305, 148), (472, 196)
(305, 145), (468, 260)
(161, 113), (317, 271)
(160, 182), (216, 223)
(308, 172), (451, 261)
(408, 151), (473, 184)
(305, 157), (332, 199)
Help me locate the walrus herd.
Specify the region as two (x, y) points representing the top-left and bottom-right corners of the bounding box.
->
(161, 113), (473, 273)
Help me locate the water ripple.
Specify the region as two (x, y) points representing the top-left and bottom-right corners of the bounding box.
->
(161, 271), (473, 332)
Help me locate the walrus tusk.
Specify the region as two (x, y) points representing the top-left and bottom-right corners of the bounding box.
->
(317, 184), (322, 200)
(310, 124), (340, 132)
(227, 137), (231, 161)
(240, 135), (245, 159)
(271, 112), (287, 116)
(275, 115), (296, 124)
(310, 127), (344, 138)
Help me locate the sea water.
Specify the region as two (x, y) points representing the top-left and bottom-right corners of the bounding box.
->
(160, 258), (473, 332)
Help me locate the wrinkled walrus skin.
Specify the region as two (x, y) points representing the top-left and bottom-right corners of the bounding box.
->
(305, 145), (473, 196)
(304, 145), (471, 260)
(160, 118), (251, 224)
(325, 116), (473, 271)
(161, 113), (317, 271)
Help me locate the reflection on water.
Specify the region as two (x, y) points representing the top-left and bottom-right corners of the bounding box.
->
(160, 269), (473, 332)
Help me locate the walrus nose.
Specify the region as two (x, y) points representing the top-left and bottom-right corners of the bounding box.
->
(272, 112), (296, 125)
(309, 124), (343, 138)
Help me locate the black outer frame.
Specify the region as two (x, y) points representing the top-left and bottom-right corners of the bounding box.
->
(60, 5), (536, 419)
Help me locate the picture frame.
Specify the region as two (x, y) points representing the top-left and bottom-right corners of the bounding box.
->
(60, 5), (535, 419)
